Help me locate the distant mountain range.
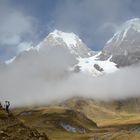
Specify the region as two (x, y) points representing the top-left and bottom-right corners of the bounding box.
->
(3, 18), (140, 77)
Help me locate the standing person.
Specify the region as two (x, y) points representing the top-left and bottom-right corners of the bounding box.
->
(0, 102), (3, 109)
(5, 101), (10, 114)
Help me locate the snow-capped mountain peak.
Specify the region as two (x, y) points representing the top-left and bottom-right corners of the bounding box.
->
(99, 18), (140, 67)
(123, 18), (140, 32)
(49, 29), (80, 47)
(106, 18), (140, 45)
(36, 29), (93, 58)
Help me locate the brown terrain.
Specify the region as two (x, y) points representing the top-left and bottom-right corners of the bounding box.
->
(1, 97), (138, 140)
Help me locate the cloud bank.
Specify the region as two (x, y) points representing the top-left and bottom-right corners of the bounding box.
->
(0, 1), (37, 60)
(0, 46), (140, 107)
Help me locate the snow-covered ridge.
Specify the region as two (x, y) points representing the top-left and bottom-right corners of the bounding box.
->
(49, 29), (80, 47)
(124, 18), (140, 32)
(36, 29), (92, 58)
(5, 56), (16, 64)
(106, 18), (140, 45)
(4, 29), (91, 65)
(13, 30), (83, 52)
(75, 53), (118, 76)
(4, 29), (118, 77)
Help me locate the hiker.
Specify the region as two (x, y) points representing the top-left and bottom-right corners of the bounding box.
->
(0, 102), (3, 109)
(5, 101), (10, 114)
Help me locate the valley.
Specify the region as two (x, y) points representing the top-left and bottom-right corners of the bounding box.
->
(11, 97), (140, 140)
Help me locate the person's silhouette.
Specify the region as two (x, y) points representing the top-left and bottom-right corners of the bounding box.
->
(5, 101), (10, 114)
(0, 102), (2, 109)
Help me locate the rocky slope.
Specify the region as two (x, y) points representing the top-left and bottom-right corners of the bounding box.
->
(0, 108), (49, 140)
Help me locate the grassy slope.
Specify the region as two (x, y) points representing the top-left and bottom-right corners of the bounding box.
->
(0, 109), (49, 140)
(13, 98), (140, 140)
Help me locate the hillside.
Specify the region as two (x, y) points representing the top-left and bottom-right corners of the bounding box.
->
(0, 107), (49, 140)
(13, 97), (140, 140)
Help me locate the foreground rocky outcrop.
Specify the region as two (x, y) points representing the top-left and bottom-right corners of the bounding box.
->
(0, 108), (49, 140)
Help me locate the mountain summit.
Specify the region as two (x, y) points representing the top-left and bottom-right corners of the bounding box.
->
(36, 29), (93, 58)
(99, 18), (140, 67)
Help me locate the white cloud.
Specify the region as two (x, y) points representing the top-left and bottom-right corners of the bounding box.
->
(0, 35), (20, 45)
(0, 43), (140, 107)
(0, 10), (34, 45)
(0, 1), (37, 59)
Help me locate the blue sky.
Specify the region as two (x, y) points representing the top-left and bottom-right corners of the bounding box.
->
(0, 0), (140, 60)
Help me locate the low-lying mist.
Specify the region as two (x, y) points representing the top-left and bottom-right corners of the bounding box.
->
(0, 46), (140, 107)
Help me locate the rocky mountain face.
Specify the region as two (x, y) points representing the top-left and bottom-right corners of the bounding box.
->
(99, 18), (140, 67)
